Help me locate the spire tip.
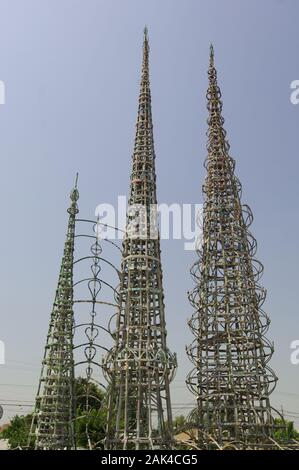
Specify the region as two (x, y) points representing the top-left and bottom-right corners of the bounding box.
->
(142, 25), (149, 57)
(70, 173), (79, 202)
(144, 25), (148, 40)
(210, 43), (214, 64)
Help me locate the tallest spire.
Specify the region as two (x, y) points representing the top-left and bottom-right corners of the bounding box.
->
(103, 30), (176, 450)
(129, 27), (156, 209)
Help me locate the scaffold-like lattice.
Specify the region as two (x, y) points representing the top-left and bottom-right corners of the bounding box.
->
(103, 28), (177, 450)
(186, 46), (282, 450)
(72, 219), (122, 449)
(29, 177), (79, 450)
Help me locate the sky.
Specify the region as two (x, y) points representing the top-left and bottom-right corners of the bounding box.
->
(0, 0), (299, 428)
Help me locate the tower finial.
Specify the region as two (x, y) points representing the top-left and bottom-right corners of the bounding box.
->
(143, 26), (149, 56)
(210, 43), (214, 65)
(141, 25), (150, 80)
(70, 173), (79, 203)
(144, 25), (148, 41)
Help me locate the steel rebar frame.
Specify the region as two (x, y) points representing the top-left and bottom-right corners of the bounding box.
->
(186, 47), (281, 450)
(29, 177), (79, 450)
(103, 28), (176, 450)
(72, 219), (122, 449)
(29, 203), (122, 450)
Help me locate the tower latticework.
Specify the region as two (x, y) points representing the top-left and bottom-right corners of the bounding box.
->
(29, 178), (79, 450)
(103, 29), (176, 450)
(186, 47), (279, 449)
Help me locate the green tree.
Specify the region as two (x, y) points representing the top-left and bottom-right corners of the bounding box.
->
(173, 415), (187, 433)
(74, 377), (107, 449)
(0, 414), (33, 449)
(273, 418), (299, 441)
(0, 378), (108, 450)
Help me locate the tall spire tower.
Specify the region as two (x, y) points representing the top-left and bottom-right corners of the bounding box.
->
(186, 47), (278, 449)
(103, 28), (176, 450)
(29, 177), (79, 450)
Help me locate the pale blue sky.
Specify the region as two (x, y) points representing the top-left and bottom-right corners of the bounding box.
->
(0, 0), (299, 426)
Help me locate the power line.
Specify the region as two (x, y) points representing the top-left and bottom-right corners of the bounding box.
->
(0, 384), (36, 388)
(0, 403), (33, 408)
(0, 398), (34, 403)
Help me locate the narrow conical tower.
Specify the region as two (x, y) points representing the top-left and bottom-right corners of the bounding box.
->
(186, 47), (278, 449)
(103, 28), (176, 450)
(29, 177), (79, 450)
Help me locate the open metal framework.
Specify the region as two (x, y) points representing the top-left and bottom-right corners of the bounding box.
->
(186, 47), (282, 450)
(29, 177), (79, 450)
(72, 218), (122, 449)
(103, 29), (176, 450)
(29, 183), (122, 449)
(27, 40), (298, 452)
